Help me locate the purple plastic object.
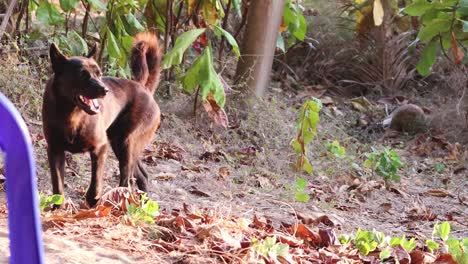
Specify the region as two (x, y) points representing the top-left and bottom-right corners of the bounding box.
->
(0, 92), (44, 264)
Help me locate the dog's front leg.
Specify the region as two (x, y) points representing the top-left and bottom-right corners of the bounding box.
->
(86, 144), (108, 207)
(47, 147), (66, 207)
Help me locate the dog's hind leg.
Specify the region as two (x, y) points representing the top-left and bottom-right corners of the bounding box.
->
(134, 161), (149, 190)
(85, 144), (108, 207)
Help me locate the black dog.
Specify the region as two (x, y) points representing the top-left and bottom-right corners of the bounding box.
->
(42, 32), (161, 206)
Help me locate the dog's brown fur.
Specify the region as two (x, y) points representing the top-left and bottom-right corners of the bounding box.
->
(42, 32), (161, 206)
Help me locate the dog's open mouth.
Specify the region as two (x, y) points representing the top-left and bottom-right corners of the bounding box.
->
(76, 95), (101, 114)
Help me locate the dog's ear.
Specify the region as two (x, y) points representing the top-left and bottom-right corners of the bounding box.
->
(86, 43), (97, 59)
(50, 43), (67, 73)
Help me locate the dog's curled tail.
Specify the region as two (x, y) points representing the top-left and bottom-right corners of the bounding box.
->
(130, 32), (161, 93)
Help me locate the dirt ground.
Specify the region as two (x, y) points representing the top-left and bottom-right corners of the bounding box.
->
(0, 57), (467, 261)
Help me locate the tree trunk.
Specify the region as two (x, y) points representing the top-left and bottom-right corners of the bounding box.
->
(235, 0), (285, 98)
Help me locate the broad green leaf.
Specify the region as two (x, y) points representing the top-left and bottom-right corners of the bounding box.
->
(214, 25), (240, 59)
(403, 0), (433, 16)
(162, 28), (206, 69)
(389, 237), (403, 247)
(123, 13), (145, 35)
(294, 191), (310, 203)
(36, 1), (65, 26)
(293, 13), (307, 41)
(417, 19), (451, 42)
(86, 0), (107, 11)
(379, 248), (392, 260)
(181, 46), (225, 107)
(426, 239), (439, 252)
(416, 39), (438, 76)
(48, 194), (64, 205)
(402, 237), (417, 252)
(60, 0), (79, 12)
(302, 157), (313, 174)
(67, 30), (89, 56)
(436, 221), (451, 241)
(106, 29), (121, 58)
(232, 0), (242, 16)
(143, 200), (159, 216)
(296, 177), (307, 190)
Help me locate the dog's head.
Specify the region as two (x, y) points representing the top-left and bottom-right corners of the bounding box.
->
(49, 43), (108, 115)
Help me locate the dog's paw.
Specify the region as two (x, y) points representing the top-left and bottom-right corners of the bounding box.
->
(85, 192), (100, 207)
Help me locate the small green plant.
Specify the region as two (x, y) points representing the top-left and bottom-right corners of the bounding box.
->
(293, 177), (310, 203)
(354, 229), (385, 255)
(427, 221), (467, 263)
(326, 140), (346, 159)
(292, 98), (322, 174)
(434, 163), (446, 173)
(364, 147), (403, 182)
(251, 236), (289, 259)
(126, 193), (159, 224)
(389, 235), (417, 252)
(39, 193), (64, 212)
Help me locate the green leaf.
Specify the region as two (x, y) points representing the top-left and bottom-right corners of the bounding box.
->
(181, 45), (225, 107)
(402, 237), (417, 252)
(60, 0), (79, 12)
(67, 30), (88, 56)
(162, 28), (206, 69)
(36, 1), (65, 26)
(379, 247), (392, 261)
(48, 194), (64, 205)
(302, 157), (313, 174)
(416, 39), (438, 76)
(143, 200), (159, 216)
(417, 19), (451, 42)
(296, 177), (307, 190)
(214, 25), (240, 59)
(86, 0), (107, 11)
(390, 237), (403, 247)
(232, 0), (242, 16)
(294, 191), (310, 203)
(123, 13), (145, 34)
(436, 221), (451, 241)
(426, 239), (440, 252)
(293, 13), (307, 41)
(403, 0), (433, 16)
(106, 29), (121, 58)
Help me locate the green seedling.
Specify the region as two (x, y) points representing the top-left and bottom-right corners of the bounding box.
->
(292, 98), (322, 174)
(39, 193), (64, 212)
(293, 177), (310, 203)
(126, 193), (159, 224)
(251, 236), (289, 259)
(326, 140), (346, 159)
(364, 147), (403, 182)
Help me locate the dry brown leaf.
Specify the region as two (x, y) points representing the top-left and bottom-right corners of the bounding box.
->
(292, 224), (321, 246)
(153, 172), (177, 181)
(434, 253), (458, 264)
(410, 250), (436, 264)
(97, 187), (140, 213)
(423, 189), (453, 198)
(451, 32), (465, 64)
(74, 205), (111, 220)
(182, 164), (209, 173)
(217, 166), (230, 180)
(314, 215), (335, 227)
(203, 94), (229, 128)
(189, 186), (211, 197)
